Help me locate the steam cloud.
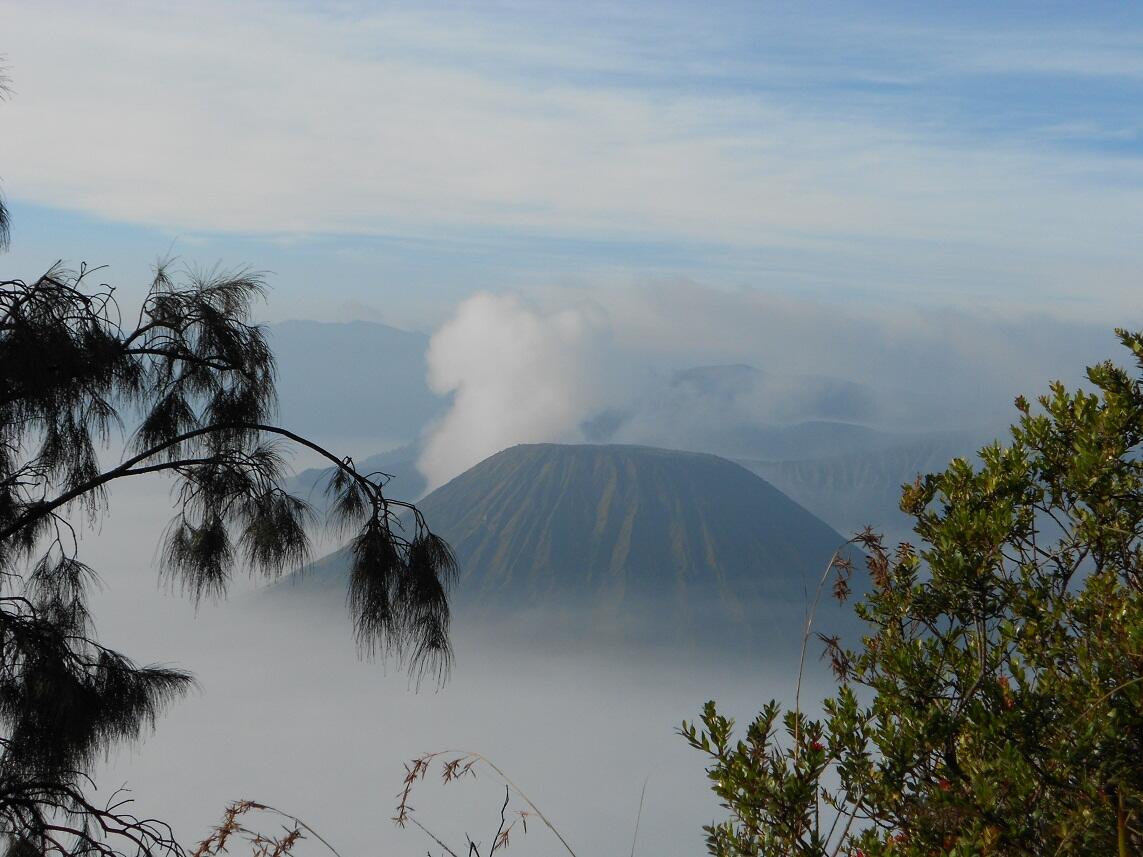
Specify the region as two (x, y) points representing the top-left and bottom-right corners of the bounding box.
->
(414, 283), (1121, 492)
(417, 293), (612, 490)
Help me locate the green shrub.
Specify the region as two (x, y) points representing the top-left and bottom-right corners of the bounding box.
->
(684, 328), (1143, 856)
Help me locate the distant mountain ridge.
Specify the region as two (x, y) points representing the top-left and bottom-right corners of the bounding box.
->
(288, 441), (427, 506)
(585, 362), (991, 455)
(284, 443), (863, 655)
(268, 319), (446, 445)
(264, 322), (988, 564)
(740, 431), (986, 545)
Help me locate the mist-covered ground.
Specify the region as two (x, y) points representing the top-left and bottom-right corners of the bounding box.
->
(8, 4), (1143, 853)
(80, 475), (836, 857)
(56, 304), (1136, 857)
(44, 267), (1135, 857)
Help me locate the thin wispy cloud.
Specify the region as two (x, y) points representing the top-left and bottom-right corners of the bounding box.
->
(2, 1), (1142, 317)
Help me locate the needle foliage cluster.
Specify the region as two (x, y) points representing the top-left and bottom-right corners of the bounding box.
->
(0, 197), (455, 857)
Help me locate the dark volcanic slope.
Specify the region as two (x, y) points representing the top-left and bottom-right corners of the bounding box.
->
(294, 444), (859, 652)
(421, 444), (843, 608)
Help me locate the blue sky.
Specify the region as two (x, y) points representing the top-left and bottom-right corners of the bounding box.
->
(2, 0), (1142, 329)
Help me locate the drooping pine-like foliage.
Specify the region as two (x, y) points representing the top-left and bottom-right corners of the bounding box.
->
(0, 196), (456, 856)
(684, 330), (1143, 856)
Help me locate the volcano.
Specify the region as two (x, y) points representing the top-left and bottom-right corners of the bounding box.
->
(290, 444), (863, 654)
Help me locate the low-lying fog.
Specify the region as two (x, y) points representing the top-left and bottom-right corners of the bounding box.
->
(66, 300), (1126, 856)
(80, 474), (836, 857)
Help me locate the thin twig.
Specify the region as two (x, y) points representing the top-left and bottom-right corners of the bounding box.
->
(629, 777), (649, 857)
(243, 804), (345, 857)
(490, 787), (510, 853)
(409, 818), (461, 857)
(412, 751), (577, 857)
(794, 539), (856, 754)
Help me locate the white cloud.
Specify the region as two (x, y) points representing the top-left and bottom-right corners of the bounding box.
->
(411, 279), (1127, 489)
(2, 1), (1143, 317)
(417, 292), (612, 489)
(585, 278), (1122, 393)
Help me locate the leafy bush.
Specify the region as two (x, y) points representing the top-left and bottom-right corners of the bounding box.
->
(684, 329), (1143, 856)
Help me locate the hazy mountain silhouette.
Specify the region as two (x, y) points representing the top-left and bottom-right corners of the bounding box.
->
(739, 431), (987, 546)
(283, 443), (863, 656)
(669, 364), (878, 423)
(269, 320), (446, 444)
(582, 363), (991, 459)
(288, 441), (428, 506)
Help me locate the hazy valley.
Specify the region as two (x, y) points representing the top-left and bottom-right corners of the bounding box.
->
(80, 316), (1063, 854)
(5, 10), (1140, 850)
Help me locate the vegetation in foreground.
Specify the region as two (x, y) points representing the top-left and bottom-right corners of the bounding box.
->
(0, 195), (456, 857)
(685, 329), (1143, 855)
(2, 75), (1140, 855)
(209, 329), (1143, 857)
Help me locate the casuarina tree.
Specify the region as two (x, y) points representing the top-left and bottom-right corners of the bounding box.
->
(0, 189), (457, 857)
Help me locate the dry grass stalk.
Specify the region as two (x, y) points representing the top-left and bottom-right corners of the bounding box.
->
(193, 801), (343, 857)
(394, 750), (575, 857)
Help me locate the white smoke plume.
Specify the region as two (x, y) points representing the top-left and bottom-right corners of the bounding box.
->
(414, 283), (1123, 492)
(417, 293), (612, 490)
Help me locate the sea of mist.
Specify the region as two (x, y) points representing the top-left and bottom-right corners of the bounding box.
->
(79, 474), (835, 857)
(64, 294), (1134, 856)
